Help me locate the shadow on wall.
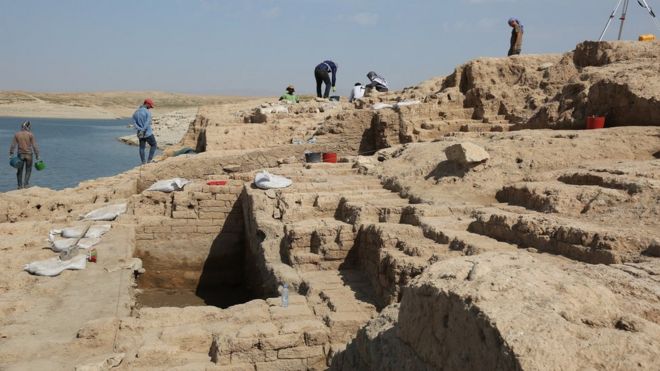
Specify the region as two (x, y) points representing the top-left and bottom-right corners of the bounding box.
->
(195, 198), (257, 308)
(358, 126), (378, 156)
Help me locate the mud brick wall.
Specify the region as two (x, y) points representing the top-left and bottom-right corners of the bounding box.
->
(134, 180), (246, 291)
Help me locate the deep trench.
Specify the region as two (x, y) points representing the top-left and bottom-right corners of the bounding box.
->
(135, 194), (261, 309)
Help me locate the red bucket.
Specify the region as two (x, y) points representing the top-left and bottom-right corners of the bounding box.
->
(322, 152), (338, 163)
(586, 116), (605, 129)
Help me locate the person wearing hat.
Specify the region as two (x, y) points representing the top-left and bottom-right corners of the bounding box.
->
(9, 120), (40, 189)
(507, 18), (524, 56)
(314, 60), (338, 98)
(132, 98), (157, 164)
(279, 85), (300, 103)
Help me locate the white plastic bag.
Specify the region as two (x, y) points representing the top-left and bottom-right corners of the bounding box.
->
(254, 171), (292, 190)
(24, 255), (87, 276)
(146, 178), (190, 192)
(82, 204), (127, 221)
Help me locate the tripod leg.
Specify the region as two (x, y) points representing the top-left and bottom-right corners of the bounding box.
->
(617, 0), (630, 40)
(599, 0), (624, 41)
(637, 0), (660, 30)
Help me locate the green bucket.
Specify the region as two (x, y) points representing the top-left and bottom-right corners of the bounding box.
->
(34, 160), (46, 171)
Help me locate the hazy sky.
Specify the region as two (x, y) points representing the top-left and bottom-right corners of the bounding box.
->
(1, 0), (658, 96)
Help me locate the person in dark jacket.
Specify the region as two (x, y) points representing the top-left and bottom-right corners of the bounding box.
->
(507, 18), (524, 56)
(132, 98), (157, 164)
(366, 71), (389, 92)
(9, 120), (40, 189)
(314, 60), (338, 98)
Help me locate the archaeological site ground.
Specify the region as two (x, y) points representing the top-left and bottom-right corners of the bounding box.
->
(1, 41), (659, 370)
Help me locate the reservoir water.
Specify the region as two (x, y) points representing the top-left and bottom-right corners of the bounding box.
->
(0, 116), (144, 192)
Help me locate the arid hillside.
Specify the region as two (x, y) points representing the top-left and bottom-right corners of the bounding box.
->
(0, 91), (255, 119)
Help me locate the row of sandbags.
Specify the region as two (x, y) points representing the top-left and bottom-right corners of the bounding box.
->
(22, 178), (193, 277)
(23, 203), (127, 276)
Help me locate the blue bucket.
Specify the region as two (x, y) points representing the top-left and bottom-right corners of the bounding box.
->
(9, 156), (23, 169)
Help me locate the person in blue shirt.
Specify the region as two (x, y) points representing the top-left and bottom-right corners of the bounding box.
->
(132, 98), (157, 164)
(314, 60), (338, 98)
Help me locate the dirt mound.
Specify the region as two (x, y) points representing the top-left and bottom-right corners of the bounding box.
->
(333, 252), (660, 371)
(393, 41), (660, 130)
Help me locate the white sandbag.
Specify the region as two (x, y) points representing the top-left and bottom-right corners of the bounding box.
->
(24, 255), (86, 277)
(372, 103), (394, 110)
(82, 204), (127, 221)
(61, 226), (85, 238)
(395, 100), (421, 108)
(254, 171), (292, 190)
(85, 224), (112, 238)
(77, 238), (101, 249)
(48, 234), (101, 252)
(52, 224), (111, 239)
(146, 178), (190, 192)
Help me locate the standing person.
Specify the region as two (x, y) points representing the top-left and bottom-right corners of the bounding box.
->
(9, 121), (40, 189)
(132, 98), (157, 164)
(366, 71), (389, 92)
(279, 85), (300, 103)
(349, 83), (365, 102)
(507, 18), (524, 56)
(314, 60), (338, 98)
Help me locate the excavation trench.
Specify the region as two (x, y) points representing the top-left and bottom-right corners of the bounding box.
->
(134, 183), (260, 308)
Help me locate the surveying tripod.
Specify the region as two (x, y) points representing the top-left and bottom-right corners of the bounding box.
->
(599, 0), (659, 41)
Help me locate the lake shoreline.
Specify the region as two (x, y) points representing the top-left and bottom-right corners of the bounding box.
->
(0, 116), (139, 192)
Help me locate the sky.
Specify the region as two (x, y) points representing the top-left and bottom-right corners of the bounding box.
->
(0, 0), (658, 96)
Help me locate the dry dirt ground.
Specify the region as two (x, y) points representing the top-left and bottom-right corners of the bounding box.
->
(0, 41), (659, 371)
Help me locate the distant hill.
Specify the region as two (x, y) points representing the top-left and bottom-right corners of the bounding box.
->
(0, 91), (257, 119)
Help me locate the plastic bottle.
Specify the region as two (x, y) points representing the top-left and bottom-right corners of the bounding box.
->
(281, 283), (289, 308)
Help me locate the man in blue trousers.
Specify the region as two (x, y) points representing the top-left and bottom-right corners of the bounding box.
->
(314, 60), (338, 98)
(132, 98), (157, 164)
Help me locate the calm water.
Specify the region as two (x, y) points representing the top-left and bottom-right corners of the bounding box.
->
(0, 116), (145, 192)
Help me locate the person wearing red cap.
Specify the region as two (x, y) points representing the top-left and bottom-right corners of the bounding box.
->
(132, 99), (157, 164)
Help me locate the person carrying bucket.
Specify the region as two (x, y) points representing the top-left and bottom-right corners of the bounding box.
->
(132, 98), (157, 164)
(507, 18), (524, 56)
(9, 120), (40, 189)
(314, 60), (338, 98)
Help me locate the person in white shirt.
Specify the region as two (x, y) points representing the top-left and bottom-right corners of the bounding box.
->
(349, 83), (366, 102)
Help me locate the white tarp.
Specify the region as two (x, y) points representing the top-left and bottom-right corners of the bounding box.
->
(372, 101), (421, 110)
(395, 100), (421, 108)
(24, 255), (87, 276)
(254, 171), (292, 190)
(372, 103), (394, 110)
(145, 178), (190, 192)
(82, 204), (127, 221)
